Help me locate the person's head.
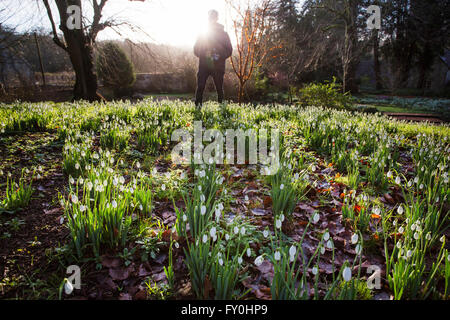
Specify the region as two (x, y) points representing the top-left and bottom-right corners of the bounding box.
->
(208, 10), (219, 23)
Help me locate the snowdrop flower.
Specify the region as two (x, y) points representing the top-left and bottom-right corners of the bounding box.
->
(406, 250), (413, 258)
(111, 200), (117, 209)
(210, 227), (217, 238)
(351, 233), (359, 244)
(440, 235), (446, 243)
(274, 251), (281, 261)
(244, 195), (249, 202)
(161, 184), (166, 191)
(395, 176), (401, 184)
(426, 233), (431, 241)
(64, 279), (74, 295)
(69, 176), (75, 185)
(247, 248), (251, 257)
(254, 255), (264, 266)
(312, 266), (318, 275)
(414, 232), (420, 240)
(397, 206), (404, 215)
(79, 205), (86, 212)
(263, 229), (269, 238)
(71, 195), (79, 204)
(275, 219), (282, 229)
(225, 233), (230, 241)
(387, 171), (393, 178)
(175, 242), (179, 249)
(342, 267), (352, 282)
(289, 246), (296, 257)
(398, 226), (404, 233)
(202, 234), (208, 243)
(326, 240), (334, 249)
(182, 214), (187, 222)
(312, 212), (320, 224)
(280, 184), (284, 190)
(200, 205), (206, 216)
(200, 194), (205, 203)
(234, 226), (239, 234)
(240, 227), (246, 235)
(414, 177), (419, 184)
(136, 162), (141, 169)
(218, 258), (223, 266)
(320, 246), (325, 255)
(59, 216), (65, 224)
(238, 257), (243, 265)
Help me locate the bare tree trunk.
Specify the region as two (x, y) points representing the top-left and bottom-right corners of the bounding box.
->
(373, 30), (383, 90)
(51, 0), (100, 101)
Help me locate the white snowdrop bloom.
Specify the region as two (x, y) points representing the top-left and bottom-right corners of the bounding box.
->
(69, 176), (75, 185)
(225, 233), (230, 241)
(274, 251), (281, 261)
(244, 195), (249, 202)
(419, 184), (424, 190)
(276, 219), (282, 229)
(426, 233), (431, 241)
(238, 257), (243, 265)
(79, 205), (86, 212)
(326, 240), (334, 249)
(240, 226), (246, 235)
(263, 230), (269, 238)
(355, 244), (362, 255)
(351, 233), (359, 244)
(294, 173), (299, 180)
(210, 227), (217, 238)
(200, 194), (206, 203)
(161, 184), (166, 191)
(280, 184), (284, 190)
(71, 195), (79, 204)
(395, 176), (401, 185)
(247, 248), (251, 257)
(342, 267), (352, 282)
(136, 162), (141, 169)
(373, 207), (381, 215)
(312, 266), (318, 275)
(182, 214), (187, 222)
(254, 255), (264, 266)
(175, 242), (180, 249)
(289, 245), (296, 257)
(202, 234), (208, 243)
(64, 280), (74, 295)
(218, 257), (224, 266)
(411, 224), (416, 231)
(75, 163), (80, 170)
(397, 206), (404, 215)
(323, 232), (330, 241)
(407, 180), (412, 188)
(139, 204), (143, 211)
(59, 216), (65, 224)
(406, 250), (413, 258)
(111, 200), (117, 209)
(387, 171), (393, 178)
(312, 213), (320, 224)
(398, 226), (404, 233)
(320, 247), (325, 255)
(200, 205), (206, 215)
(414, 232), (420, 240)
(280, 214), (285, 222)
(311, 165), (316, 172)
(440, 235), (446, 243)
(198, 185), (202, 192)
(414, 177), (419, 184)
(396, 241), (402, 249)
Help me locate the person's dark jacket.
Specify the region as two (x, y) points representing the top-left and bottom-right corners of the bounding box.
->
(194, 23), (232, 73)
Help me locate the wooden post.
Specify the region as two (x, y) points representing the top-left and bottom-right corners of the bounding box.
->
(34, 32), (46, 87)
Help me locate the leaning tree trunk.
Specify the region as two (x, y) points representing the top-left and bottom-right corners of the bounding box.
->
(55, 0), (100, 101)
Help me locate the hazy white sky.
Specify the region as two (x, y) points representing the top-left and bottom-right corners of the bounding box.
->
(3, 0), (234, 47)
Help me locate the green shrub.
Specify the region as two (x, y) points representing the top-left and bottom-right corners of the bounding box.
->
(296, 78), (354, 109)
(96, 42), (136, 97)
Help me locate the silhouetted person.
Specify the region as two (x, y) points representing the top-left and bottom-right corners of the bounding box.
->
(194, 10), (232, 107)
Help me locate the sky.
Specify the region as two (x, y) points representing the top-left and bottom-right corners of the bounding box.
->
(1, 0), (234, 47)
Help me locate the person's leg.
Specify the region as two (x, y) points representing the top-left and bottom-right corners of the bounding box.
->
(212, 71), (225, 103)
(195, 69), (209, 107)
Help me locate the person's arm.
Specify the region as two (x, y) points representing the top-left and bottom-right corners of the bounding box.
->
(194, 36), (204, 58)
(223, 32), (233, 59)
